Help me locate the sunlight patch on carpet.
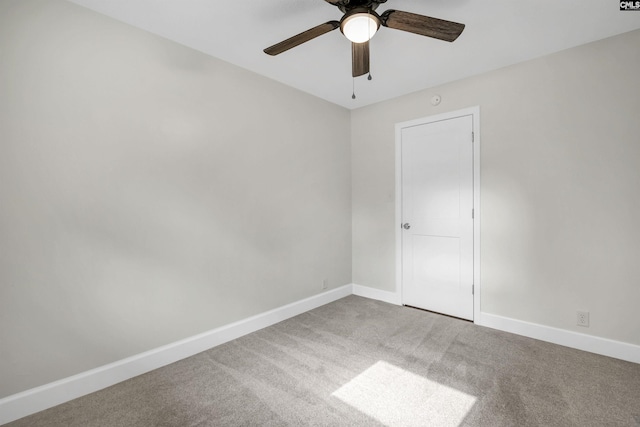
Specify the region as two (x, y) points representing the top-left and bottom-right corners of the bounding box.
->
(332, 361), (476, 426)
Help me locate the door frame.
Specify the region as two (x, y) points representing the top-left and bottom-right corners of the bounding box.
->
(395, 106), (481, 322)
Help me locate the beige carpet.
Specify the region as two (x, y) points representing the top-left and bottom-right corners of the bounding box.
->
(7, 296), (640, 426)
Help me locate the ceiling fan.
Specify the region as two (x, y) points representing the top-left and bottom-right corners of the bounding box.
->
(264, 0), (465, 78)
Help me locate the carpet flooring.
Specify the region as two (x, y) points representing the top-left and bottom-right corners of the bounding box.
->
(6, 295), (640, 426)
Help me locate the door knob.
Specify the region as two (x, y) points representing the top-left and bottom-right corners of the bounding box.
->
(402, 223), (411, 230)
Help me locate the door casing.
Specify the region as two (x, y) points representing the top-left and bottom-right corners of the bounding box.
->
(395, 106), (481, 322)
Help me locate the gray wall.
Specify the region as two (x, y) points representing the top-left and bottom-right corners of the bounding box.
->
(352, 29), (640, 346)
(0, 0), (351, 398)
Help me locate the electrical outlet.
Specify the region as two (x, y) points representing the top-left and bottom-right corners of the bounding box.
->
(577, 311), (589, 327)
(322, 279), (328, 290)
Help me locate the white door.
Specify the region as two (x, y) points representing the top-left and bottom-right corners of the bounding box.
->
(401, 115), (474, 320)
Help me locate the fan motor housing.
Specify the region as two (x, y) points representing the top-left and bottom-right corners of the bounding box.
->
(337, 0), (387, 13)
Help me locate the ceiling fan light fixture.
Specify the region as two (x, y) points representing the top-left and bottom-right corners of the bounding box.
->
(341, 12), (380, 43)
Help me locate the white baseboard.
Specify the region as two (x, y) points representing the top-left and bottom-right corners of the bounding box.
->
(477, 312), (640, 364)
(352, 283), (401, 305)
(0, 285), (352, 425)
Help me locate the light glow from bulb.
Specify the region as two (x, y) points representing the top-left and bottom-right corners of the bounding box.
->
(342, 14), (379, 43)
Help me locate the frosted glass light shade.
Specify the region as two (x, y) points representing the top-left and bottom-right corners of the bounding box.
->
(341, 13), (379, 43)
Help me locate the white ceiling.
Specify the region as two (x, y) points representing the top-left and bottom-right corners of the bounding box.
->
(67, 0), (640, 109)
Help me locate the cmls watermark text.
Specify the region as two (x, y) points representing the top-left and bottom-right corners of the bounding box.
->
(620, 1), (640, 10)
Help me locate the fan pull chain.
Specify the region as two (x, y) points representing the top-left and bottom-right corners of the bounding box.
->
(352, 77), (356, 99)
(367, 10), (373, 81)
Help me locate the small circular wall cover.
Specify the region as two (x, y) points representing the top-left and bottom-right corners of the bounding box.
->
(431, 95), (442, 106)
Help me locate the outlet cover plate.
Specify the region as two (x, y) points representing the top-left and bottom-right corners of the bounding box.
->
(577, 311), (590, 327)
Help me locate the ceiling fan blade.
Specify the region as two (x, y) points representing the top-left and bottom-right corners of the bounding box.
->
(264, 21), (340, 56)
(380, 10), (465, 42)
(352, 41), (370, 77)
